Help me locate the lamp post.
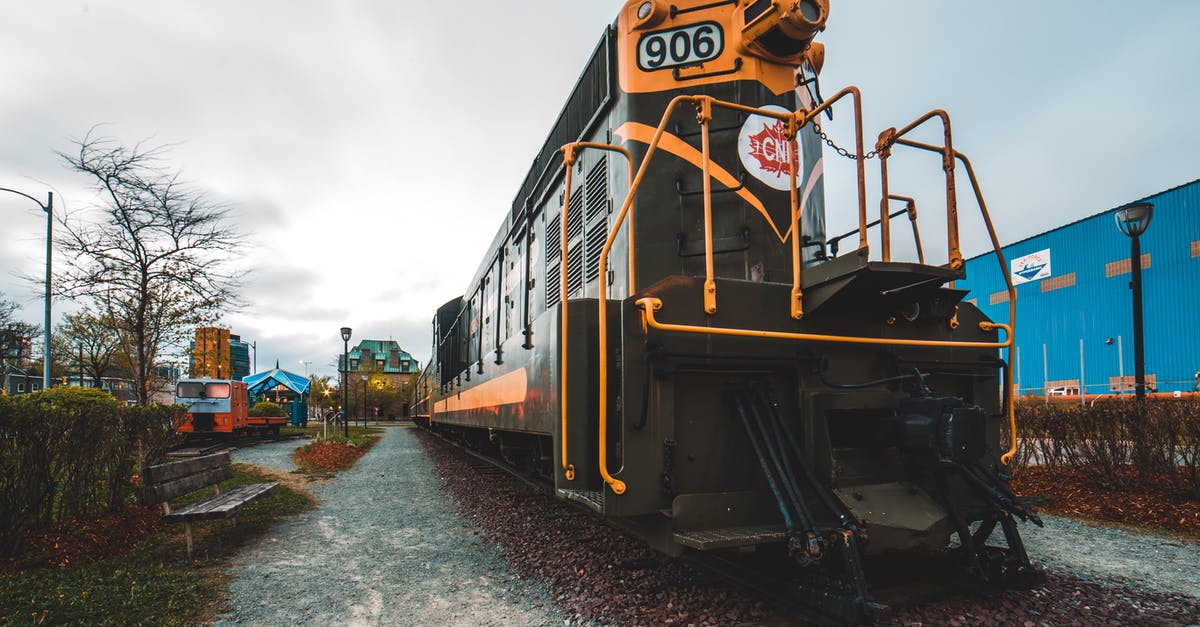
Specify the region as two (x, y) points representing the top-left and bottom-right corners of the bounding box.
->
(0, 188), (52, 390)
(340, 327), (352, 437)
(299, 359), (312, 376)
(361, 374), (368, 428)
(1115, 202), (1153, 401)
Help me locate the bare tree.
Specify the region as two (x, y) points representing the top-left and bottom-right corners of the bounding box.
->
(57, 131), (243, 403)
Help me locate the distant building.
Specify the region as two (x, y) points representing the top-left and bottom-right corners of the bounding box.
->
(63, 375), (138, 405)
(960, 179), (1200, 395)
(188, 328), (253, 381)
(230, 334), (252, 380)
(338, 339), (420, 396)
(1, 364), (43, 396)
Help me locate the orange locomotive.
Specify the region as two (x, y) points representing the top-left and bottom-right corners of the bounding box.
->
(176, 378), (253, 435)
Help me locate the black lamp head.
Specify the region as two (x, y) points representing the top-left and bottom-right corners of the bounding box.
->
(340, 326), (352, 342)
(1115, 202), (1154, 238)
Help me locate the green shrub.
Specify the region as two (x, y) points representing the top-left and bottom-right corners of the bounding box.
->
(1011, 398), (1200, 497)
(249, 401), (286, 417)
(0, 388), (185, 557)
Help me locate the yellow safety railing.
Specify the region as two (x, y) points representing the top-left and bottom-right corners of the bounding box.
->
(559, 143), (634, 486)
(561, 87), (1021, 497)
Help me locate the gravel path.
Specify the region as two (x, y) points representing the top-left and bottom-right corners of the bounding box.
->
(1021, 514), (1200, 599)
(215, 426), (564, 626)
(229, 437), (306, 472)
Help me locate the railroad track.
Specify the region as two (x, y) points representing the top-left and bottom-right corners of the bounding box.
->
(416, 423), (1013, 625)
(167, 433), (299, 458)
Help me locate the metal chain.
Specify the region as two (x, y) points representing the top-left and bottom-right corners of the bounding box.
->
(811, 120), (877, 161)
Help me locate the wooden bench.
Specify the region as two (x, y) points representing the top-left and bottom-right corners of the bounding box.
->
(143, 452), (277, 559)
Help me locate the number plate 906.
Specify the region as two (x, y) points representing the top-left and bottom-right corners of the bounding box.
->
(637, 22), (724, 71)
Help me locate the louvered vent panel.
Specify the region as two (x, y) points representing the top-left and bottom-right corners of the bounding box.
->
(546, 215), (562, 259)
(567, 245), (584, 297)
(567, 188), (584, 242)
(585, 158), (608, 223)
(546, 215), (561, 308)
(586, 223), (607, 284)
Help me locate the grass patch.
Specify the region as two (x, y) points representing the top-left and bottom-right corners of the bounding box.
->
(0, 465), (316, 625)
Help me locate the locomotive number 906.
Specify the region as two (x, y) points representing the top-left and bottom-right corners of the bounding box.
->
(637, 22), (724, 71)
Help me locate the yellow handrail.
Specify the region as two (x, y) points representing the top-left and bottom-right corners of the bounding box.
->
(557, 142), (634, 485)
(636, 296), (1012, 350)
(878, 132), (1020, 465)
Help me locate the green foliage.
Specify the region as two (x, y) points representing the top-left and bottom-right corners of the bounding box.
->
(0, 388), (185, 556)
(248, 401), (286, 417)
(0, 466), (316, 625)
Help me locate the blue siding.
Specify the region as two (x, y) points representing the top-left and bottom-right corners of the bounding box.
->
(958, 180), (1200, 394)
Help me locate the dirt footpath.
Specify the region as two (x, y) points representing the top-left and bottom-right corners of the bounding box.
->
(216, 426), (563, 626)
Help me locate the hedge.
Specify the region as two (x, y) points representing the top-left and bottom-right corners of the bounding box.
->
(249, 401), (286, 417)
(1009, 398), (1200, 498)
(0, 387), (185, 556)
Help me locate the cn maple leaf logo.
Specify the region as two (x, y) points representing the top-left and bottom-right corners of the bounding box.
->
(747, 120), (792, 178)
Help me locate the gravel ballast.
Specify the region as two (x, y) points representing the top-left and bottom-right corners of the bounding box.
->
(216, 426), (564, 626)
(416, 429), (1200, 626)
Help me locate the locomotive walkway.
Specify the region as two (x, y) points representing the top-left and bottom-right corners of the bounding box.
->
(215, 426), (563, 626)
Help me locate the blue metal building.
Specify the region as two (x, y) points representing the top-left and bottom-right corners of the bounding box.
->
(958, 179), (1200, 396)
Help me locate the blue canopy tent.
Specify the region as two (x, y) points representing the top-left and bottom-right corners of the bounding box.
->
(243, 366), (311, 428)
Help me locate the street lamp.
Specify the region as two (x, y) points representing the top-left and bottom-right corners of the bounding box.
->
(0, 188), (53, 390)
(340, 326), (352, 437)
(361, 374), (368, 428)
(1115, 202), (1153, 401)
(299, 359), (313, 376)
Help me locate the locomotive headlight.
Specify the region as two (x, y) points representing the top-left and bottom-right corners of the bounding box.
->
(735, 0), (830, 66)
(627, 0), (668, 29)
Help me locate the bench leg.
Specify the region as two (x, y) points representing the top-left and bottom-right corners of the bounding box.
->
(185, 522), (194, 560)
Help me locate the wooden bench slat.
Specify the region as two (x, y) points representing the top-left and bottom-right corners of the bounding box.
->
(148, 466), (235, 504)
(162, 482), (278, 523)
(144, 452), (231, 485)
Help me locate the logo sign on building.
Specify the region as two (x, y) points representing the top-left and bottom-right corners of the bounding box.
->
(1011, 249), (1052, 285)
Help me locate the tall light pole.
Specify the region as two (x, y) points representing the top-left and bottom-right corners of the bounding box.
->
(361, 373), (368, 428)
(299, 359), (312, 376)
(1115, 202), (1153, 401)
(0, 188), (52, 390)
(340, 327), (352, 438)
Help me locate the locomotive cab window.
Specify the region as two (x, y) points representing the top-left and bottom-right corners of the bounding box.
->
(204, 382), (231, 398)
(177, 382), (205, 398)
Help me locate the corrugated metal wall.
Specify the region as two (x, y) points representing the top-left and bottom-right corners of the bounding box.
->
(959, 179), (1200, 395)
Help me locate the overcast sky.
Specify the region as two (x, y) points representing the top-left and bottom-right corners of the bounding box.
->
(2, 1), (1197, 379)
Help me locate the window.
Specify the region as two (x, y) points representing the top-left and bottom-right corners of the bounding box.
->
(376, 360), (385, 369)
(989, 290), (1010, 305)
(17, 382), (24, 393)
(402, 360), (410, 370)
(350, 359), (359, 370)
(1040, 272), (1076, 292)
(1105, 253), (1151, 277)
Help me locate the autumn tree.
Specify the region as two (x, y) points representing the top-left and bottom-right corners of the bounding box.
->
(57, 131), (243, 403)
(51, 309), (124, 388)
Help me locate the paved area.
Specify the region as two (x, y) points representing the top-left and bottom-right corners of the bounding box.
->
(216, 426), (563, 626)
